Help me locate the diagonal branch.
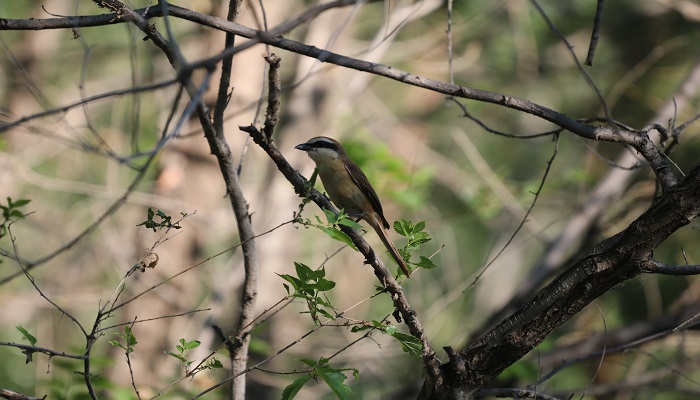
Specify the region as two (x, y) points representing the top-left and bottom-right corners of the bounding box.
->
(239, 123), (443, 388)
(445, 163), (700, 395)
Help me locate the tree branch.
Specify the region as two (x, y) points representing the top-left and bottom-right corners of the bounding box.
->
(239, 124), (443, 388)
(1, 3), (679, 189)
(446, 163), (700, 395)
(640, 259), (700, 275)
(89, 2), (260, 399)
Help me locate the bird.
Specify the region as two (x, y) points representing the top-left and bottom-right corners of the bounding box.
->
(295, 136), (411, 277)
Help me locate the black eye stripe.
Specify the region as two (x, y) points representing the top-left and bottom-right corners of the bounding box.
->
(309, 140), (338, 150)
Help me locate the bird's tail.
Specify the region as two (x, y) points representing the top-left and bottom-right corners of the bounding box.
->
(369, 217), (411, 278)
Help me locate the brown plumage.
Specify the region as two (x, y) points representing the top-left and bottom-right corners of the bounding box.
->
(295, 136), (411, 277)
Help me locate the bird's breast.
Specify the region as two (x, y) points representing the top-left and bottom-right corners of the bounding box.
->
(318, 164), (370, 216)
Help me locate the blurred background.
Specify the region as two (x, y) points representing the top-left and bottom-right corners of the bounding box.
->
(1, 0), (700, 398)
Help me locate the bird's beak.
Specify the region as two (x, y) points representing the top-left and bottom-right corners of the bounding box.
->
(295, 143), (311, 151)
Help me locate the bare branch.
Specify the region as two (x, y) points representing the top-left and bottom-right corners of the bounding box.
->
(2, 4), (680, 188)
(0, 342), (87, 360)
(476, 388), (562, 400)
(0, 388), (45, 400)
(585, 0), (605, 66)
(641, 259), (700, 275)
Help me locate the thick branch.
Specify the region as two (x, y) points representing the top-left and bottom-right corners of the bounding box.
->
(447, 163), (700, 394)
(474, 57), (700, 340)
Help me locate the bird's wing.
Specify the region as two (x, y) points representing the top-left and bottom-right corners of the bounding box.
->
(344, 162), (390, 229)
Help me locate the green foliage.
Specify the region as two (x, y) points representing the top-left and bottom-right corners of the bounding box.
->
(278, 262), (337, 324)
(281, 357), (359, 400)
(351, 320), (423, 357)
(164, 338), (222, 374)
(136, 208), (183, 232)
(108, 326), (138, 354)
(15, 325), (37, 363)
(0, 197), (31, 240)
(166, 338), (200, 368)
(394, 219), (437, 272)
(301, 208), (362, 251)
(15, 325), (36, 345)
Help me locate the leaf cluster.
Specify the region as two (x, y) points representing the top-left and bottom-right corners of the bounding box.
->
(278, 262), (337, 324)
(108, 326), (138, 354)
(351, 320), (422, 357)
(0, 197), (31, 240)
(282, 357), (359, 400)
(136, 208), (183, 232)
(394, 219), (437, 272)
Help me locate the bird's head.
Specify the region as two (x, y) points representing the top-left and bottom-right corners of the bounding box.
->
(295, 136), (347, 163)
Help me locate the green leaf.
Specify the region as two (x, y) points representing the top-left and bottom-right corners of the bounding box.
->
(389, 331), (422, 357)
(416, 256), (437, 270)
(319, 227), (357, 250)
(183, 340), (201, 350)
(16, 325), (37, 346)
(382, 324), (399, 336)
(108, 340), (124, 350)
(308, 278), (336, 292)
(336, 217), (362, 230)
(123, 326), (137, 347)
(294, 262), (313, 282)
(350, 324), (370, 333)
(277, 273), (302, 292)
(165, 351), (186, 362)
(322, 208), (339, 224)
(281, 375), (313, 400)
(316, 308), (336, 320)
(308, 266), (326, 281)
(208, 357), (224, 369)
(298, 359), (317, 369)
(9, 209), (23, 218)
(394, 220), (410, 236)
(10, 199), (31, 208)
(371, 320), (386, 328)
(414, 220), (425, 232)
(318, 368), (353, 400)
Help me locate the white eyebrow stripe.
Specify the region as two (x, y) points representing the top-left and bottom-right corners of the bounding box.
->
(311, 138), (335, 145)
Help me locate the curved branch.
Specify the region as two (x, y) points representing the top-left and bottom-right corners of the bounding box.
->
(1, 4), (678, 188)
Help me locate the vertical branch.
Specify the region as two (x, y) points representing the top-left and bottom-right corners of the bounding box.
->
(585, 0), (605, 66)
(446, 0), (454, 85)
(213, 3), (243, 398)
(91, 2), (259, 399)
(214, 0), (242, 136)
(262, 53), (281, 140)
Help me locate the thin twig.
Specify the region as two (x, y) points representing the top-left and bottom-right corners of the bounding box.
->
(585, 0), (605, 66)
